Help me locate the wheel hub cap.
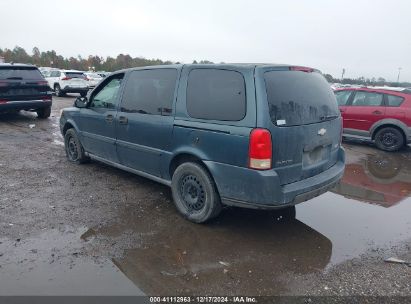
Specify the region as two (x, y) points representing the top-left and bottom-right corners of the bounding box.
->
(180, 175), (205, 211)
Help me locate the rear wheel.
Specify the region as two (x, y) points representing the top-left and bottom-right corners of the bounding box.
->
(374, 127), (404, 152)
(171, 162), (222, 223)
(64, 128), (89, 164)
(54, 84), (64, 97)
(36, 106), (51, 119)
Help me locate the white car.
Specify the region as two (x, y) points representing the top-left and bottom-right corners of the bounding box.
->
(45, 69), (89, 97)
(84, 72), (103, 89)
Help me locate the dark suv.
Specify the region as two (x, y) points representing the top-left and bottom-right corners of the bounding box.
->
(60, 64), (345, 223)
(0, 63), (52, 118)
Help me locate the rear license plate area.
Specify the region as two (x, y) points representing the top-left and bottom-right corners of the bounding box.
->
(302, 144), (331, 169)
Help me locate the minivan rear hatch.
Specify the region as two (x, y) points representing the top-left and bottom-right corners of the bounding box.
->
(257, 66), (342, 185)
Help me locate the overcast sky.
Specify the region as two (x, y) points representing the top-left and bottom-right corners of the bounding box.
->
(1, 0), (410, 81)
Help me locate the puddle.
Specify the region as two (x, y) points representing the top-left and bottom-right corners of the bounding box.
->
(0, 228), (143, 295)
(77, 144), (411, 295)
(307, 144), (411, 265)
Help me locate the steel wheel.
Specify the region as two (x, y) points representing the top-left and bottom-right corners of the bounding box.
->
(179, 174), (206, 211)
(171, 162), (222, 223)
(64, 128), (89, 164)
(67, 136), (79, 161)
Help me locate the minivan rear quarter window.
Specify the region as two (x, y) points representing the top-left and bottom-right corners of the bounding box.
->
(187, 69), (246, 121)
(264, 70), (339, 126)
(0, 67), (43, 80)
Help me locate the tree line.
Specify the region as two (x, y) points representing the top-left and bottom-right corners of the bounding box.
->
(323, 73), (410, 87)
(1, 46), (409, 87)
(0, 46), (214, 72)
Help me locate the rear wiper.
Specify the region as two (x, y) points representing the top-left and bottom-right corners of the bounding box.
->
(320, 114), (339, 121)
(6, 77), (23, 80)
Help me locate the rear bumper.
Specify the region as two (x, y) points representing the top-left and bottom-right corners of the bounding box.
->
(0, 100), (52, 111)
(205, 147), (345, 209)
(61, 86), (89, 93)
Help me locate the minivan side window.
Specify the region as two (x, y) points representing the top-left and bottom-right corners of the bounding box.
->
(90, 75), (123, 109)
(335, 90), (352, 106)
(386, 94), (404, 107)
(120, 69), (178, 115)
(186, 69), (246, 121)
(351, 91), (383, 106)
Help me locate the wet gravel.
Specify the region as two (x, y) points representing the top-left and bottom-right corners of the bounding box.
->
(0, 95), (410, 297)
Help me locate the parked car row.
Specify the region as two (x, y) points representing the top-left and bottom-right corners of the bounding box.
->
(40, 68), (104, 96)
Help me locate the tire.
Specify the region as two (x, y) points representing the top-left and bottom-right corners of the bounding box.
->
(36, 106), (51, 119)
(374, 127), (404, 152)
(54, 84), (64, 97)
(171, 162), (222, 223)
(64, 128), (89, 164)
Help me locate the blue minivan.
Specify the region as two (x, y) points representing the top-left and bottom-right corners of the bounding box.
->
(60, 64), (345, 223)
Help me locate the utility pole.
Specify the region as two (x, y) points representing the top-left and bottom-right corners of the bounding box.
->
(341, 68), (345, 82)
(397, 67), (402, 83)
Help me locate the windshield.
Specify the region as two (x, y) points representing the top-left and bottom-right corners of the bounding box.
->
(264, 70), (339, 126)
(0, 67), (44, 80)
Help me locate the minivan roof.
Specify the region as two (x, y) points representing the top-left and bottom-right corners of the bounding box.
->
(115, 63), (316, 73)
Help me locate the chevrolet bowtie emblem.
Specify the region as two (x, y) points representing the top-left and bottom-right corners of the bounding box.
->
(318, 128), (327, 136)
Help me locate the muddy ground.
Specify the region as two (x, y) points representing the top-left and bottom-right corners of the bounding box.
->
(0, 95), (410, 297)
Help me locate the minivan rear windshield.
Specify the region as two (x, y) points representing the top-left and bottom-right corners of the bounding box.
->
(0, 67), (43, 80)
(264, 70), (339, 126)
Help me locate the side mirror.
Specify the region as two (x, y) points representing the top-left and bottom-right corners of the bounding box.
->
(74, 97), (88, 108)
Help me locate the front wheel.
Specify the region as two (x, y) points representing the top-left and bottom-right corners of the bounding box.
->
(374, 127), (404, 152)
(64, 128), (89, 164)
(171, 162), (222, 223)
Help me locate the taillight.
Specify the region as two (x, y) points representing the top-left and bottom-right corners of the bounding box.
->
(249, 128), (272, 170)
(61, 77), (71, 80)
(42, 95), (52, 101)
(289, 66), (314, 73)
(0, 98), (9, 104)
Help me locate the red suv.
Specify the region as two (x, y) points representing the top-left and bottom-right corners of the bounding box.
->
(335, 87), (411, 151)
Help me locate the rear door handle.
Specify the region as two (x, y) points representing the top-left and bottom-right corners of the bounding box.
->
(105, 114), (114, 123)
(118, 116), (128, 125)
(372, 110), (383, 115)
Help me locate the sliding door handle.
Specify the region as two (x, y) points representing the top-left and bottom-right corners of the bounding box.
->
(105, 114), (114, 123)
(118, 116), (128, 125)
